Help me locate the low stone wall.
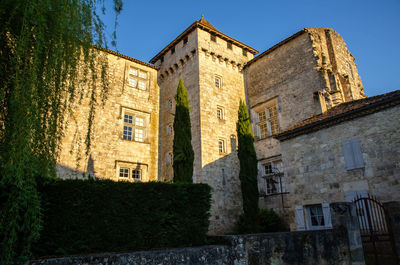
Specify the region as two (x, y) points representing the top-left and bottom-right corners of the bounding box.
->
(30, 228), (353, 265)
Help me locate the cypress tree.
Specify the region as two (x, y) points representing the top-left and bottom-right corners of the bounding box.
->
(236, 100), (259, 225)
(173, 78), (194, 183)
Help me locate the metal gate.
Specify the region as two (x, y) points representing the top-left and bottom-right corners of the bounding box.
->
(354, 194), (398, 265)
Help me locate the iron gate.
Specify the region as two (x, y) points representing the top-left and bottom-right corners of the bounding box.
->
(354, 194), (398, 265)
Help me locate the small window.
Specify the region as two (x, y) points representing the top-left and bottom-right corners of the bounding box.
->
(217, 107), (224, 120)
(308, 205), (325, 227)
(227, 41), (232, 50)
(167, 99), (172, 110)
(171, 47), (175, 54)
(166, 153), (172, 166)
(215, 76), (222, 88)
(218, 139), (226, 154)
(119, 167), (130, 178)
(183, 36), (188, 45)
(166, 124), (172, 136)
(160, 56), (164, 63)
(230, 135), (236, 151)
(132, 169), (142, 181)
(242, 49), (247, 56)
(210, 33), (216, 42)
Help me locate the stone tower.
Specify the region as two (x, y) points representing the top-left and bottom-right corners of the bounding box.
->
(150, 18), (258, 234)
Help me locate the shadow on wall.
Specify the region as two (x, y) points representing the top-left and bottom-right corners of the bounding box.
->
(56, 154), (95, 179)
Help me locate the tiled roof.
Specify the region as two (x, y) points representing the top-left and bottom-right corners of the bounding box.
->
(274, 90), (400, 141)
(149, 18), (258, 64)
(94, 46), (159, 70)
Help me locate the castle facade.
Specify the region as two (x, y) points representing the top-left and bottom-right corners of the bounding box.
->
(57, 18), (368, 234)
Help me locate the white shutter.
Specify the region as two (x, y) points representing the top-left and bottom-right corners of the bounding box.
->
(322, 203), (332, 228)
(265, 108), (272, 136)
(252, 110), (260, 123)
(294, 205), (306, 231)
(342, 140), (355, 170)
(351, 139), (364, 169)
(256, 125), (261, 139)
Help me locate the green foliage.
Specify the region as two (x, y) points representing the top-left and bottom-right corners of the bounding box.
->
(173, 78), (194, 183)
(33, 179), (211, 257)
(236, 209), (289, 234)
(236, 100), (259, 222)
(0, 0), (121, 263)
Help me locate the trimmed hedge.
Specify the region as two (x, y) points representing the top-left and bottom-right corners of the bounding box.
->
(33, 179), (211, 257)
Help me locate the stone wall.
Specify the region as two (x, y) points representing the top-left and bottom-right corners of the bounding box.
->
(243, 28), (365, 219)
(197, 28), (253, 234)
(280, 105), (400, 229)
(57, 51), (159, 182)
(30, 229), (352, 265)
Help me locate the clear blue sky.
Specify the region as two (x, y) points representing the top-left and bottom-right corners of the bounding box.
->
(100, 0), (400, 97)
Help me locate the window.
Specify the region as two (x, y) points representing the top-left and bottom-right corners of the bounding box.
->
(166, 152), (172, 166)
(119, 167), (129, 178)
(294, 203), (332, 231)
(253, 102), (279, 139)
(230, 135), (236, 151)
(218, 139), (226, 154)
(167, 99), (172, 110)
(217, 106), (224, 120)
(171, 47), (175, 54)
(183, 36), (188, 45)
(160, 56), (164, 63)
(210, 33), (216, 42)
(128, 66), (148, 91)
(227, 41), (232, 50)
(117, 162), (145, 182)
(262, 160), (284, 195)
(132, 169), (142, 181)
(242, 48), (247, 56)
(122, 111), (147, 143)
(342, 138), (364, 170)
(166, 124), (172, 136)
(215, 76), (222, 88)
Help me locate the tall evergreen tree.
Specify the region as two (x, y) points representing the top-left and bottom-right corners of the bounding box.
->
(236, 100), (259, 223)
(0, 0), (122, 263)
(173, 78), (194, 183)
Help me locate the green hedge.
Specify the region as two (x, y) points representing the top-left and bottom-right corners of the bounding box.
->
(33, 179), (211, 257)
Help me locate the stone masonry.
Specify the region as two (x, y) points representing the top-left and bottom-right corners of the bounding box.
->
(57, 19), (374, 235)
(57, 49), (159, 182)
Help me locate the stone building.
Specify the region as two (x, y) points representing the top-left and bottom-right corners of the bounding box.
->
(274, 90), (400, 230)
(58, 18), (384, 234)
(243, 28), (366, 216)
(149, 18), (257, 233)
(57, 48), (159, 183)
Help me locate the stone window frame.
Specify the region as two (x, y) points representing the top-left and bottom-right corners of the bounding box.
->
(127, 66), (149, 91)
(252, 98), (280, 140)
(120, 107), (150, 143)
(116, 161), (146, 182)
(217, 106), (225, 120)
(218, 138), (226, 154)
(215, 75), (222, 89)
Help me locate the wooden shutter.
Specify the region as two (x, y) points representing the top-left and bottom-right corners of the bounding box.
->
(294, 205), (306, 231)
(351, 139), (364, 169)
(256, 125), (261, 139)
(322, 203), (332, 228)
(342, 138), (364, 170)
